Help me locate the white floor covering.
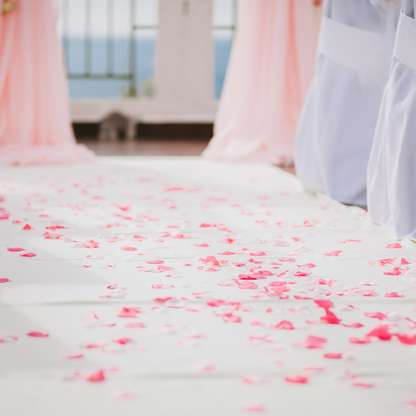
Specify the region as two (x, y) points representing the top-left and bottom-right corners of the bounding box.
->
(0, 157), (416, 416)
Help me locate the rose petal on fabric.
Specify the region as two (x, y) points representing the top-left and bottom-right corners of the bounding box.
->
(302, 367), (325, 373)
(294, 271), (310, 277)
(20, 252), (36, 257)
(147, 260), (164, 264)
(324, 250), (343, 257)
(7, 247), (25, 252)
(386, 243), (402, 249)
(274, 321), (294, 330)
(251, 321), (266, 327)
(195, 243), (210, 247)
(43, 231), (62, 239)
(343, 323), (364, 328)
(0, 278), (11, 283)
(242, 376), (268, 385)
(120, 246), (137, 251)
(117, 307), (140, 318)
(22, 224), (34, 230)
(250, 252), (267, 256)
(222, 313), (242, 323)
(85, 369), (106, 383)
(321, 310), (342, 325)
(349, 337), (371, 345)
(152, 284), (173, 289)
(384, 270), (402, 276)
(242, 404), (266, 413)
(351, 380), (374, 388)
(62, 353), (84, 359)
(396, 334), (416, 345)
(113, 337), (133, 345)
(125, 322), (146, 329)
(366, 325), (393, 341)
(323, 353), (343, 359)
(218, 251), (235, 255)
(27, 331), (49, 338)
(314, 300), (334, 309)
(112, 389), (141, 400)
(304, 335), (327, 349)
(196, 362), (217, 372)
(153, 297), (173, 303)
(365, 312), (387, 321)
(298, 263), (316, 268)
(285, 375), (309, 384)
(385, 292), (404, 298)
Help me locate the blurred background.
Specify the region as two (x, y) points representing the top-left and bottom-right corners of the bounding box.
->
(60, 0), (236, 157)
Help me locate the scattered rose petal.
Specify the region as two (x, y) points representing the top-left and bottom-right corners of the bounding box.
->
(285, 375), (308, 384)
(27, 331), (49, 338)
(274, 321), (294, 330)
(386, 243), (402, 249)
(120, 246), (137, 251)
(324, 250), (343, 257)
(385, 292), (404, 298)
(242, 404), (266, 413)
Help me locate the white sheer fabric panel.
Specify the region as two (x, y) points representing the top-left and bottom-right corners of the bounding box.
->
(295, 0), (400, 207)
(367, 0), (416, 239)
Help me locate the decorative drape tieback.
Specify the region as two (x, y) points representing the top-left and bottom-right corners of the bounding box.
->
(2, 1), (17, 14)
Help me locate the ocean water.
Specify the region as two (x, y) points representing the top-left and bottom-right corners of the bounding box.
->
(64, 36), (232, 100)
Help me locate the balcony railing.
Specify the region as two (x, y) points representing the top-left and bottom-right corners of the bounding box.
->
(61, 0), (236, 100)
(61, 0), (159, 97)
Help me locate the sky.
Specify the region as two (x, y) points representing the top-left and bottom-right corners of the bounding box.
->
(58, 0), (236, 37)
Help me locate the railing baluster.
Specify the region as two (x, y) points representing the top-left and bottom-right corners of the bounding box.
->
(129, 0), (136, 95)
(85, 0), (92, 76)
(107, 0), (114, 76)
(63, 0), (69, 68)
(232, 0), (237, 29)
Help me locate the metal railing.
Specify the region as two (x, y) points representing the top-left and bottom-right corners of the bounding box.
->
(61, 0), (237, 98)
(62, 0), (158, 97)
(212, 0), (237, 32)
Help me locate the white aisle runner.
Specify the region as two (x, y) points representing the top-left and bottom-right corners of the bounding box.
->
(0, 157), (415, 416)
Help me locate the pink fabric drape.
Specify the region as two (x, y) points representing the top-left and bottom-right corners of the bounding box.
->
(203, 0), (319, 164)
(0, 0), (94, 165)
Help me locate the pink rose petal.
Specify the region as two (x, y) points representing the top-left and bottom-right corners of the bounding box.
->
(120, 246), (137, 251)
(20, 252), (36, 257)
(27, 331), (49, 338)
(386, 243), (402, 249)
(274, 321), (294, 330)
(324, 250), (343, 257)
(285, 375), (309, 384)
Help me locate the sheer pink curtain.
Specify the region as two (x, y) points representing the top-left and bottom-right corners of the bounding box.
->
(203, 0), (319, 164)
(0, 0), (94, 165)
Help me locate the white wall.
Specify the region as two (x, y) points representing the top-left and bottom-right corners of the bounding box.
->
(70, 0), (218, 123)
